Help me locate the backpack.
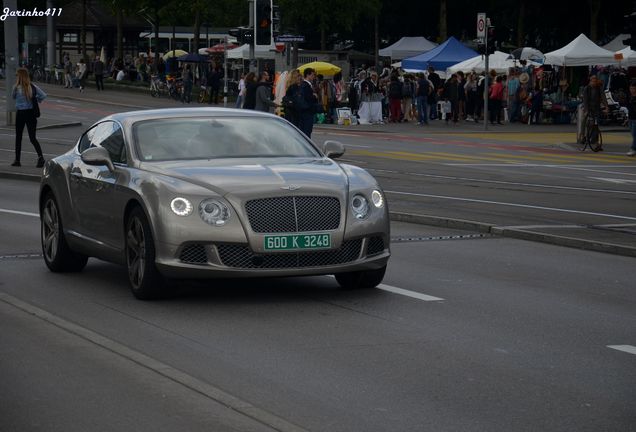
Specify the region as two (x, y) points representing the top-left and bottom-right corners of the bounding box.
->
(402, 81), (413, 98)
(417, 79), (429, 97)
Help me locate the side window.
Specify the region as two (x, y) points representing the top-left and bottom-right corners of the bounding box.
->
(89, 121), (127, 164)
(78, 126), (96, 153)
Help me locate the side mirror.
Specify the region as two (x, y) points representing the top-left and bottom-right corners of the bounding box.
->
(323, 140), (345, 159)
(81, 146), (115, 172)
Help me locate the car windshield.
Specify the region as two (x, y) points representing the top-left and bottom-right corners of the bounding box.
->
(133, 117), (321, 161)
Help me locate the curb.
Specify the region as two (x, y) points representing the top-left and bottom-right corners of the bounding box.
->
(0, 170), (41, 182)
(389, 211), (636, 258)
(39, 121), (82, 130)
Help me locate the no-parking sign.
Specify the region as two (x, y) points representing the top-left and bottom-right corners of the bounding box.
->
(477, 13), (486, 39)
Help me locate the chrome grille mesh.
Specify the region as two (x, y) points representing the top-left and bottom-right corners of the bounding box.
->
(217, 239), (362, 269)
(179, 244), (208, 264)
(245, 196), (340, 233)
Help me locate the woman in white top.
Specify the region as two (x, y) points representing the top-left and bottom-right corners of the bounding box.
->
(77, 58), (87, 92)
(235, 73), (246, 108)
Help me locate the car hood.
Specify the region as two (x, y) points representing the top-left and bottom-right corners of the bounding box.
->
(141, 157), (349, 197)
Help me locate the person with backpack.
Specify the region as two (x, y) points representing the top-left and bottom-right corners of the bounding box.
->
(388, 74), (403, 123)
(415, 73), (430, 125)
(401, 75), (415, 122)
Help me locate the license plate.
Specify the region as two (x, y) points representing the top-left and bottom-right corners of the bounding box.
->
(264, 233), (331, 251)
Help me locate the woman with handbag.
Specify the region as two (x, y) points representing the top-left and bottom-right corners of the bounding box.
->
(11, 67), (47, 167)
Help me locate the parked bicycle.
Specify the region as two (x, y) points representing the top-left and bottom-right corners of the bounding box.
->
(149, 75), (167, 97)
(578, 114), (603, 152)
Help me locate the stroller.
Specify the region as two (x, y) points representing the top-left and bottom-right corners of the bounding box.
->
(601, 90), (628, 125)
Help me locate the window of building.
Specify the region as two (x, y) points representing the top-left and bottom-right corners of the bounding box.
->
(63, 33), (78, 43)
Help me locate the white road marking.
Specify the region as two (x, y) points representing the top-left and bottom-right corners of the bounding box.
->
(0, 209), (39, 217)
(590, 177), (636, 185)
(0, 133), (76, 142)
(445, 163), (636, 169)
(607, 345), (636, 356)
(385, 190), (636, 222)
(377, 283), (444, 302)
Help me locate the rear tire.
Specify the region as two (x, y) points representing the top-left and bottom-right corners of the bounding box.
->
(150, 87), (158, 97)
(125, 207), (166, 300)
(41, 192), (88, 272)
(335, 265), (386, 289)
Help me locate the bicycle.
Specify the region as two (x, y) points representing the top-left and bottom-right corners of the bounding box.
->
(31, 65), (44, 82)
(578, 114), (603, 152)
(197, 85), (210, 103)
(149, 75), (166, 98)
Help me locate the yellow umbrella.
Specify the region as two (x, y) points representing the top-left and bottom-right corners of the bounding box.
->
(298, 61), (341, 76)
(162, 49), (188, 60)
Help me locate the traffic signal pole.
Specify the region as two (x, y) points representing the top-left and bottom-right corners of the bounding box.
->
(483, 26), (489, 131)
(248, 0), (256, 72)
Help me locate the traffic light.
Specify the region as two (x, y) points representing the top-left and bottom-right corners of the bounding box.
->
(486, 27), (496, 55)
(623, 12), (636, 50)
(255, 0), (272, 46)
(272, 5), (281, 36)
(228, 26), (253, 45)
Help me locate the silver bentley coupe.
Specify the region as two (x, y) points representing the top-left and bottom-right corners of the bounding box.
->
(39, 108), (390, 299)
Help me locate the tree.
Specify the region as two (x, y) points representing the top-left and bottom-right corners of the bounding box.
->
(589, 0), (601, 41)
(439, 0), (447, 42)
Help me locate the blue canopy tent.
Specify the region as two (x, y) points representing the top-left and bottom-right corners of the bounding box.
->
(401, 36), (478, 72)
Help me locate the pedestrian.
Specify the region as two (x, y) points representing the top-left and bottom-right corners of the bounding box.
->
(64, 59), (73, 88)
(298, 67), (319, 138)
(507, 70), (520, 122)
(489, 75), (505, 125)
(181, 65), (193, 103)
(427, 66), (441, 120)
(254, 71), (278, 112)
(93, 55), (105, 91)
(464, 73), (477, 122)
(235, 73), (246, 108)
(415, 73), (430, 125)
(388, 74), (403, 123)
(207, 65), (222, 104)
(242, 72), (258, 110)
(456, 71), (466, 120)
(626, 80), (636, 156)
(11, 67), (46, 167)
(77, 58), (87, 92)
(443, 74), (459, 124)
(283, 69), (302, 127)
(401, 74), (415, 122)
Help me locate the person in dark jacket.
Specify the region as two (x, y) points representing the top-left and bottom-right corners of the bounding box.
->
(443, 74), (459, 124)
(242, 72), (258, 110)
(298, 67), (318, 138)
(93, 56), (105, 91)
(388, 75), (403, 123)
(254, 71), (278, 112)
(283, 69), (302, 127)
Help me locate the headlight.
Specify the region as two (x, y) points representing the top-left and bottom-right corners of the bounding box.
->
(198, 199), (230, 226)
(170, 197), (193, 216)
(351, 194), (369, 219)
(371, 190), (384, 208)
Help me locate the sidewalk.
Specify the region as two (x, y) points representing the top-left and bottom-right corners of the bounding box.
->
(1, 81), (634, 257)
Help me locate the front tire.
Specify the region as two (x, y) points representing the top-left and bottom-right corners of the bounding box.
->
(125, 207), (166, 300)
(335, 265), (386, 289)
(41, 192), (88, 272)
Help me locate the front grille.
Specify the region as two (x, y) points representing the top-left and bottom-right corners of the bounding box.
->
(245, 196), (340, 233)
(179, 244), (208, 264)
(367, 237), (385, 256)
(217, 239), (363, 269)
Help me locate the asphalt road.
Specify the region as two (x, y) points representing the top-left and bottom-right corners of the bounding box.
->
(1, 179), (635, 431)
(1, 82), (635, 254)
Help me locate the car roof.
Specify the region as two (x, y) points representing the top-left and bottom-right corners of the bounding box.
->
(104, 107), (281, 127)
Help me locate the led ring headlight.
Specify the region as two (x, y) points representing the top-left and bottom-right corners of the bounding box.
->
(170, 197), (193, 216)
(371, 190), (384, 208)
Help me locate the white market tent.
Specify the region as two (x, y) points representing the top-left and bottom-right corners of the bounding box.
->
(226, 44), (277, 59)
(602, 34), (629, 52)
(616, 46), (636, 66)
(446, 51), (536, 74)
(543, 33), (617, 66)
(379, 36), (437, 60)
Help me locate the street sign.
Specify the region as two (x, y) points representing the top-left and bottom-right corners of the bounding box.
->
(275, 34), (305, 43)
(477, 13), (486, 39)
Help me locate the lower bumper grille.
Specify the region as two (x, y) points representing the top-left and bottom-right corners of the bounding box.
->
(179, 244), (208, 264)
(367, 236), (385, 256)
(217, 239), (363, 269)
